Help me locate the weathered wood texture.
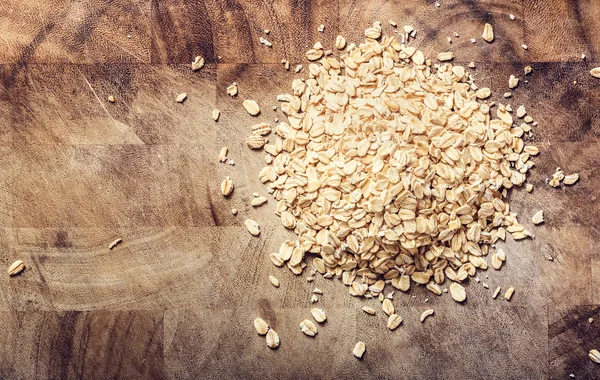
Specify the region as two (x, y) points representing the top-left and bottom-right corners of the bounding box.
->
(0, 0), (599, 379)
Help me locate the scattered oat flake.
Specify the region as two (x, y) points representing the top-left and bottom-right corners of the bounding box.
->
(108, 238), (122, 250)
(259, 36), (272, 47)
(449, 283), (467, 303)
(176, 93), (187, 103)
(311, 294), (319, 303)
(299, 319), (318, 336)
(492, 287), (501, 299)
(387, 314), (403, 330)
(563, 173), (579, 185)
(509, 75), (519, 89)
(251, 196), (268, 207)
(244, 219), (260, 236)
(8, 260), (25, 276)
(591, 67), (600, 78)
(504, 286), (515, 301)
(389, 20), (397, 27)
(269, 275), (280, 287)
(589, 349), (600, 364)
(353, 342), (366, 359)
(311, 308), (327, 323)
(243, 100), (261, 115)
(191, 55), (205, 71)
(437, 51), (454, 61)
(221, 177), (234, 196)
(362, 306), (376, 315)
(318, 24), (325, 33)
(254, 318), (270, 335)
(226, 83), (238, 97)
(522, 44), (528, 50)
(382, 299), (394, 315)
(420, 309), (434, 322)
(509, 14), (516, 20)
(218, 147), (228, 162)
(231, 208), (238, 215)
(266, 329), (280, 348)
(335, 35), (346, 50)
(526, 184), (534, 193)
(482, 23), (494, 42)
(212, 109), (220, 121)
(295, 64), (303, 73)
(589, 318), (594, 324)
(313, 288), (323, 295)
(107, 95), (115, 103)
(531, 210), (544, 225)
(524, 65), (532, 75)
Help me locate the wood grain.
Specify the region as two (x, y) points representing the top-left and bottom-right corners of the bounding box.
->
(0, 310), (162, 379)
(0, 0), (599, 378)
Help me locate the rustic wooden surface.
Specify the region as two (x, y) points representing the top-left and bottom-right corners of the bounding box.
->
(0, 0), (599, 379)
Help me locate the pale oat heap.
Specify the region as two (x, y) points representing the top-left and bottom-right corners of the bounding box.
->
(254, 22), (538, 300)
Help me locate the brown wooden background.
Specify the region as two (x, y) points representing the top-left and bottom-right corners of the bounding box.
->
(0, 0), (599, 379)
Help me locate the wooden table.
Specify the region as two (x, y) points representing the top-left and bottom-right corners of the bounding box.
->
(0, 0), (599, 379)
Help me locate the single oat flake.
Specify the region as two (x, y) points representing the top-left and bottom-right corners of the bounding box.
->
(220, 177), (234, 196)
(299, 319), (318, 337)
(449, 283), (467, 303)
(482, 23), (494, 42)
(266, 329), (280, 349)
(191, 55), (205, 71)
(269, 275), (280, 287)
(589, 349), (600, 364)
(531, 210), (544, 225)
(420, 309), (435, 322)
(227, 83), (238, 97)
(108, 238), (122, 250)
(353, 342), (366, 359)
(254, 318), (270, 335)
(311, 308), (327, 323)
(243, 100), (261, 115)
(8, 260), (25, 276)
(387, 314), (403, 330)
(244, 219), (260, 236)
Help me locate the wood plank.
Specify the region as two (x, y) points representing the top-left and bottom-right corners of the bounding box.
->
(3, 63), (217, 145)
(340, 0), (524, 63)
(200, 0), (339, 64)
(488, 62), (599, 142)
(150, 0), (215, 64)
(0, 0), (151, 65)
(524, 0), (600, 62)
(5, 145), (213, 228)
(548, 304), (600, 379)
(1, 0), (600, 377)
(0, 310), (163, 379)
(164, 305), (547, 379)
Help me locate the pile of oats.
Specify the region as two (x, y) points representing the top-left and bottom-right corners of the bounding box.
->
(251, 23), (539, 301)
